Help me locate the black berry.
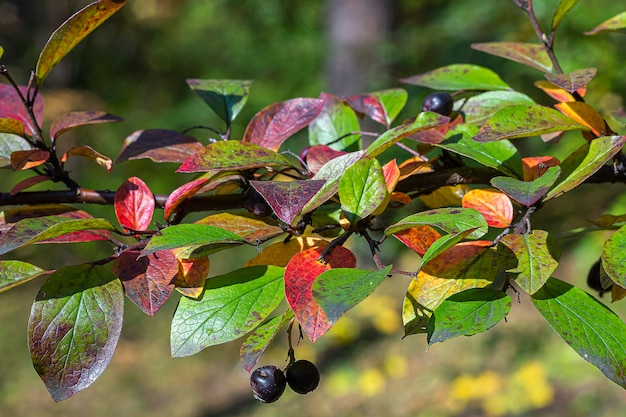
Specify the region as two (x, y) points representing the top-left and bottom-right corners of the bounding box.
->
(250, 365), (287, 403)
(587, 259), (612, 297)
(421, 92), (454, 116)
(286, 360), (320, 394)
(243, 187), (273, 217)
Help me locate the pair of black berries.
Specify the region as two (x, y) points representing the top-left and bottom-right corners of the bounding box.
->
(250, 360), (320, 403)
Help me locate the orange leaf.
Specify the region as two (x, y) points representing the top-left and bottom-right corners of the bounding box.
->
(382, 159), (400, 192)
(173, 256), (210, 299)
(10, 150), (50, 170)
(164, 178), (210, 222)
(245, 237), (329, 267)
(522, 156), (560, 181)
(462, 188), (513, 228)
(554, 101), (607, 138)
(284, 245), (356, 342)
(393, 225), (442, 256)
(534, 80), (575, 102)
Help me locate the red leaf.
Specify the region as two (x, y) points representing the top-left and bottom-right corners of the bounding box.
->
(0, 84), (44, 136)
(345, 94), (386, 125)
(10, 175), (51, 195)
(11, 150), (50, 170)
(114, 177), (154, 232)
(164, 178), (211, 222)
(382, 159), (400, 192)
(114, 129), (204, 164)
(284, 246), (356, 342)
(243, 98), (323, 151)
(112, 250), (178, 316)
(303, 145), (347, 174)
(50, 111), (123, 141)
(37, 210), (112, 243)
(250, 180), (326, 225)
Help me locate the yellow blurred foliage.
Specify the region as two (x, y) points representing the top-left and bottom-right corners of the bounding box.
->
(357, 368), (386, 397)
(448, 361), (554, 416)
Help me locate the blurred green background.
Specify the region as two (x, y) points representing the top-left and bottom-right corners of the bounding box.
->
(1, 0), (626, 416)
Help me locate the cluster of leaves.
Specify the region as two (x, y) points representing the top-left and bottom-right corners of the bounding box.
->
(1, 0), (626, 403)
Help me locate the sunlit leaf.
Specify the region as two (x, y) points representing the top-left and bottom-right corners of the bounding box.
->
(534, 80), (576, 102)
(142, 224), (243, 258)
(187, 79), (253, 123)
(338, 158), (387, 225)
(545, 135), (626, 200)
(28, 265), (124, 401)
(171, 265), (285, 357)
(462, 188), (514, 228)
(163, 178), (211, 222)
(544, 68), (597, 93)
(61, 145), (112, 171)
(114, 177), (154, 232)
(366, 112), (449, 157)
(115, 129), (203, 164)
(0, 260), (47, 293)
(240, 310), (294, 373)
(439, 124), (523, 177)
(50, 111), (123, 141)
(491, 166), (561, 206)
(195, 212), (283, 244)
(0, 215), (117, 256)
(393, 225), (442, 256)
(302, 145), (346, 174)
(313, 265), (392, 325)
(400, 64), (510, 91)
(35, 209), (112, 244)
(471, 42), (552, 72)
(585, 11), (626, 35)
(243, 98), (323, 151)
(601, 226), (626, 289)
(419, 185), (467, 209)
(112, 249), (178, 316)
(176, 140), (290, 173)
(0, 118), (26, 136)
(403, 241), (498, 335)
(554, 101), (607, 137)
(173, 256), (210, 299)
(499, 231), (561, 294)
(244, 237), (329, 268)
(346, 88), (407, 127)
(427, 288), (511, 345)
(474, 105), (585, 142)
(455, 91), (536, 124)
(250, 180), (326, 225)
(309, 93), (361, 152)
(284, 246), (356, 342)
(552, 0), (580, 32)
(35, 0), (127, 85)
(421, 229), (477, 268)
(385, 207), (488, 240)
(532, 277), (626, 389)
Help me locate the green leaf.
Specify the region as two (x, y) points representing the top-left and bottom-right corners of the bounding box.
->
(176, 140), (291, 173)
(601, 225), (626, 288)
(338, 158), (387, 224)
(474, 105), (584, 142)
(28, 265), (124, 401)
(471, 42), (553, 73)
(552, 0), (580, 32)
(366, 112), (448, 157)
(385, 207), (488, 240)
(545, 135), (626, 200)
(0, 133), (33, 168)
(438, 124), (523, 178)
(0, 260), (46, 293)
(309, 93), (361, 152)
(456, 91), (536, 124)
(301, 150), (366, 214)
(186, 79), (253, 123)
(240, 310), (294, 372)
(0, 215), (117, 256)
(491, 166), (561, 206)
(532, 277), (626, 389)
(312, 266), (392, 325)
(421, 229), (476, 268)
(171, 265), (285, 357)
(499, 231), (561, 294)
(35, 0), (127, 85)
(585, 11), (626, 35)
(427, 288), (511, 345)
(142, 224), (244, 258)
(400, 64), (510, 91)
(373, 88), (408, 126)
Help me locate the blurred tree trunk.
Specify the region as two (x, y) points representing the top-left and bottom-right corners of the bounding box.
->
(325, 0), (393, 96)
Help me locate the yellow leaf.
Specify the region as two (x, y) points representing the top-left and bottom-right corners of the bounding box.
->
(244, 237), (329, 267)
(555, 101), (607, 137)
